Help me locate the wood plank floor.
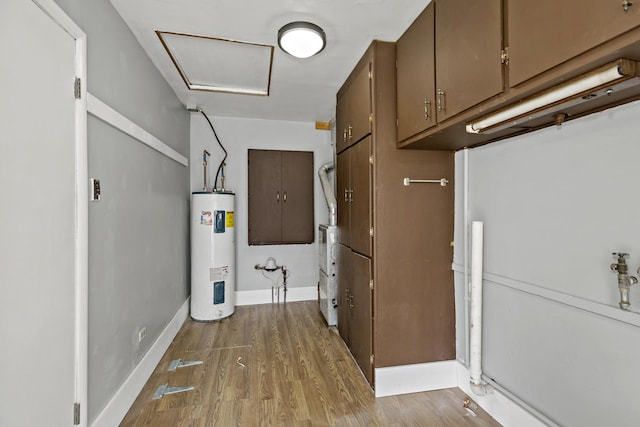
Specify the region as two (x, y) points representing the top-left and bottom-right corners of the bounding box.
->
(121, 301), (501, 426)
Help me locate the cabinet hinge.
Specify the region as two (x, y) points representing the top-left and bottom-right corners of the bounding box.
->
(73, 403), (80, 425)
(369, 113), (373, 123)
(74, 77), (81, 99)
(369, 279), (374, 290)
(370, 354), (374, 365)
(501, 47), (509, 65)
(368, 155), (373, 165)
(369, 227), (374, 237)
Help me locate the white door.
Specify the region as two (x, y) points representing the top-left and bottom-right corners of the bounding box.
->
(0, 0), (87, 426)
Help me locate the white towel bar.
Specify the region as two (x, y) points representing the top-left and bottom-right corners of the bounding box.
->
(403, 177), (448, 187)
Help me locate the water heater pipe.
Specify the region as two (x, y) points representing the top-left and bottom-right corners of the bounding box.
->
(318, 162), (337, 226)
(469, 221), (493, 396)
(202, 150), (211, 191)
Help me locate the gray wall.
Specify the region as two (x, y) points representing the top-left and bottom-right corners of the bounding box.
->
(53, 0), (190, 423)
(454, 100), (640, 426)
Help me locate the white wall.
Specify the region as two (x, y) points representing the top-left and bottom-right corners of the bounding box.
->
(190, 115), (334, 293)
(1, 1), (78, 424)
(454, 100), (640, 426)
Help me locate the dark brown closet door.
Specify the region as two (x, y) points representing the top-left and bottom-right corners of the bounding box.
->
(281, 150), (314, 244)
(248, 149), (313, 245)
(248, 149), (282, 244)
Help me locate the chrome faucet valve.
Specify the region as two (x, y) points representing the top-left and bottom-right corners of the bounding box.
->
(611, 252), (637, 310)
(611, 252), (630, 274)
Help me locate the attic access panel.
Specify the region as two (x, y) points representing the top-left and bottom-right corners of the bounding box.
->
(156, 31), (274, 96)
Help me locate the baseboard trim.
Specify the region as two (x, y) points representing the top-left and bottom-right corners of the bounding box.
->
(455, 363), (549, 427)
(90, 298), (190, 427)
(374, 360), (458, 397)
(373, 360), (547, 426)
(235, 286), (317, 306)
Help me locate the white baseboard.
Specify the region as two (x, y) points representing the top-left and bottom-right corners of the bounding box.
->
(455, 363), (549, 427)
(90, 298), (190, 427)
(373, 360), (548, 427)
(235, 286), (317, 306)
(374, 360), (458, 397)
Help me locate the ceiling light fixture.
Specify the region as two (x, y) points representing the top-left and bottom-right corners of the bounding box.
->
(278, 22), (326, 59)
(466, 59), (640, 134)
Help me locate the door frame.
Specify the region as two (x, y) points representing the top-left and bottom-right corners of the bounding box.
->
(32, 1), (88, 425)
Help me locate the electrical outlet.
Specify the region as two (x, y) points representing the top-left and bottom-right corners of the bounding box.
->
(138, 327), (147, 343)
(90, 178), (101, 201)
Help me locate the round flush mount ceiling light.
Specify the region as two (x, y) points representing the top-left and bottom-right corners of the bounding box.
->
(278, 22), (326, 58)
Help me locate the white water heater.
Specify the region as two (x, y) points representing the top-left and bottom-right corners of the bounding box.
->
(191, 191), (236, 321)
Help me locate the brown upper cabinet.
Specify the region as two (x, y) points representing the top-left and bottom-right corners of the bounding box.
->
(248, 149), (314, 245)
(435, 0), (503, 121)
(398, 0), (640, 150)
(396, 3), (436, 142)
(336, 61), (372, 154)
(397, 0), (503, 145)
(508, 0), (640, 87)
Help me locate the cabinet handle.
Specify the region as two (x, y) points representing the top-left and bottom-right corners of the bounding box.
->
(276, 191), (280, 203)
(349, 293), (354, 308)
(347, 125), (353, 141)
(348, 189), (353, 203)
(623, 0), (633, 12)
(344, 188), (349, 202)
(343, 128), (348, 143)
(283, 192), (287, 203)
(424, 98), (431, 119)
(437, 90), (445, 113)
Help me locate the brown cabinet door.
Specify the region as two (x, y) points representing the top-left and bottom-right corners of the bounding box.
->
(336, 61), (371, 152)
(347, 62), (372, 146)
(281, 151), (314, 244)
(435, 0), (503, 121)
(396, 3), (436, 142)
(248, 149), (282, 244)
(374, 151), (456, 367)
(248, 149), (313, 245)
(349, 251), (373, 385)
(336, 150), (350, 247)
(336, 93), (349, 154)
(349, 136), (372, 257)
(336, 244), (351, 346)
(509, 0), (640, 87)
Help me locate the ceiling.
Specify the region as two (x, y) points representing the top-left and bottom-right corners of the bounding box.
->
(109, 0), (431, 123)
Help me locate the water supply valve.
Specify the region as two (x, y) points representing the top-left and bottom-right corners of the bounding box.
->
(255, 257), (289, 303)
(610, 252), (638, 310)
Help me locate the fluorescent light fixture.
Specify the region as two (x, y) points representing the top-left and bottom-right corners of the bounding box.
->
(466, 59), (640, 134)
(278, 22), (326, 59)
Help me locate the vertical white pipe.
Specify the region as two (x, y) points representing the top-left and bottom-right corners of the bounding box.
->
(469, 221), (484, 386)
(463, 149), (470, 365)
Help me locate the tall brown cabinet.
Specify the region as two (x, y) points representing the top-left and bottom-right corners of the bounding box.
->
(336, 41), (455, 389)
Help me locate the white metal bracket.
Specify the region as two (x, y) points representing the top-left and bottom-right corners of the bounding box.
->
(152, 383), (194, 400)
(168, 359), (203, 371)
